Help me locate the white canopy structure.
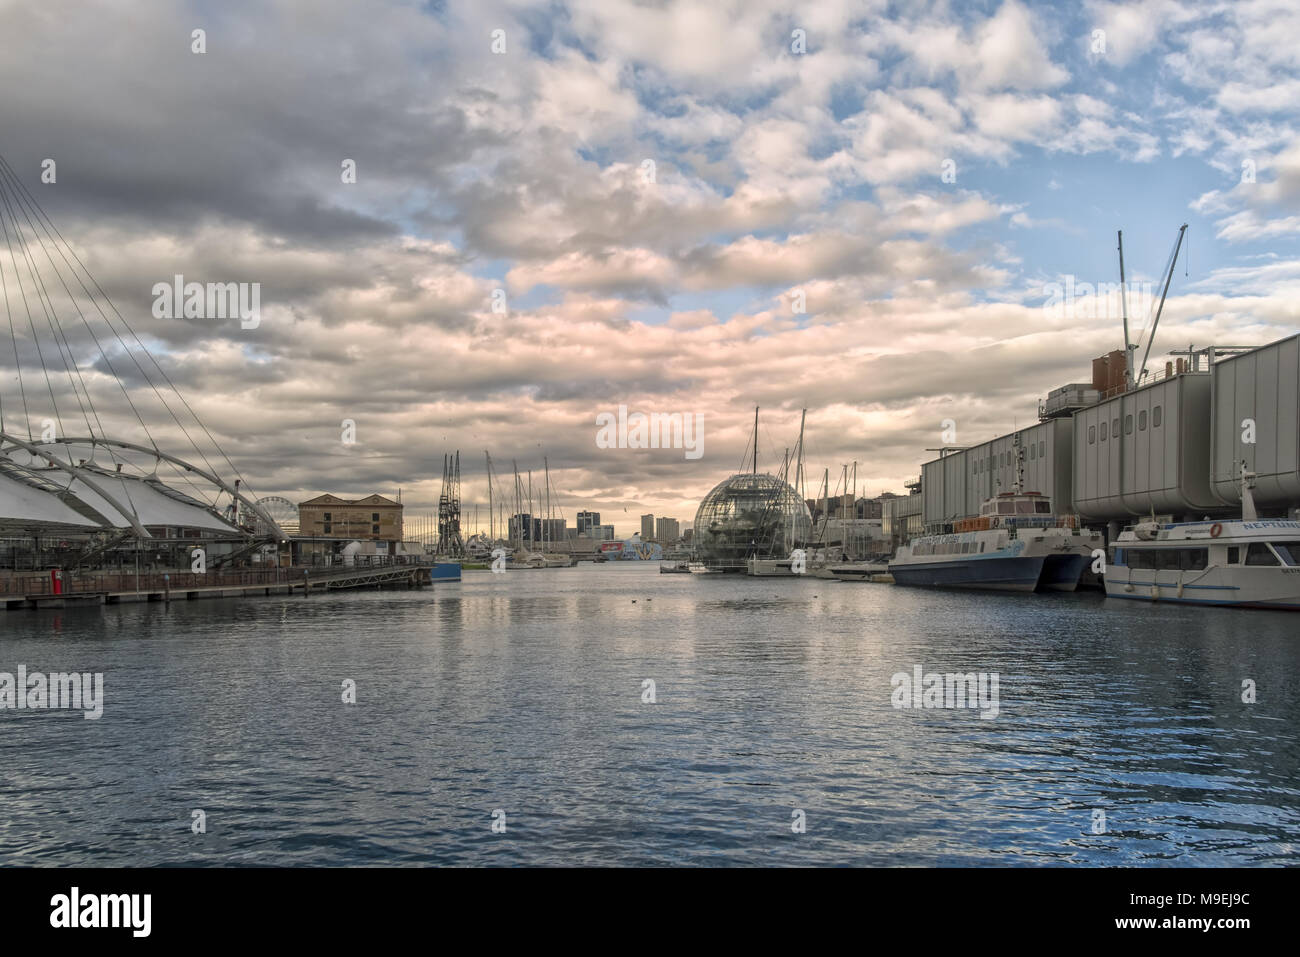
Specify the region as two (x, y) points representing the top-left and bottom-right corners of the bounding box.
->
(0, 436), (275, 539)
(0, 146), (284, 548)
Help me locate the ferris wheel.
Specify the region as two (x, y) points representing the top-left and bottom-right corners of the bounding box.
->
(254, 495), (299, 535)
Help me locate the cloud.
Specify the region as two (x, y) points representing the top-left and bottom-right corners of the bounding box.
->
(2, 0), (1299, 532)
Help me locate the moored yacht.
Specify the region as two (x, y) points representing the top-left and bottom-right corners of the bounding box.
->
(1105, 465), (1300, 610)
(889, 490), (1102, 592)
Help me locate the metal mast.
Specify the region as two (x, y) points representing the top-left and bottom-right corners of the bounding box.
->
(485, 450), (495, 543)
(794, 408), (807, 502)
(1118, 230), (1134, 391)
(1138, 223), (1189, 382)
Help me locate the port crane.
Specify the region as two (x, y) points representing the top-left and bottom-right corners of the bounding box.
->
(436, 451), (466, 557)
(1118, 222), (1187, 389)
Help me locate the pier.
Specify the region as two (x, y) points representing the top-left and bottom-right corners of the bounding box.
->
(1, 560), (456, 611)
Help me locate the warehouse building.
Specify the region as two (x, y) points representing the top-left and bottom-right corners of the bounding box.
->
(1209, 334), (1300, 513)
(921, 418), (1074, 532)
(913, 332), (1300, 541)
(1072, 370), (1221, 523)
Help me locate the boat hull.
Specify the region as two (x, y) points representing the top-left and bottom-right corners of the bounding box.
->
(821, 562), (883, 581)
(889, 555), (1045, 592)
(1103, 572), (1300, 609)
(1040, 553), (1088, 592)
(430, 562), (461, 581)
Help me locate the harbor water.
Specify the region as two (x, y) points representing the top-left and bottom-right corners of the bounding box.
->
(2, 562), (1297, 866)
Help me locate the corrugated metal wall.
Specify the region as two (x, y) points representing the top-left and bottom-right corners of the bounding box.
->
(1210, 334), (1300, 508)
(1072, 374), (1221, 519)
(921, 418), (1073, 526)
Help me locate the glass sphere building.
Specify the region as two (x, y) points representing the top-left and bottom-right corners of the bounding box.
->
(692, 473), (813, 569)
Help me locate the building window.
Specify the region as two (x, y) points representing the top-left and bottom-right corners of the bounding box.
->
(372, 524), (380, 535)
(1153, 406), (1162, 428)
(1112, 417), (1120, 436)
(372, 513), (380, 522)
(323, 512), (331, 521)
(324, 524), (331, 534)
(1088, 425), (1096, 444)
(1101, 421), (1108, 440)
(1039, 441), (1045, 457)
(1125, 414), (1133, 434)
(1139, 410), (1147, 430)
(1029, 445), (1036, 461)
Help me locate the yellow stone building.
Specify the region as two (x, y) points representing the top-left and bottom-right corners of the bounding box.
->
(297, 494), (403, 541)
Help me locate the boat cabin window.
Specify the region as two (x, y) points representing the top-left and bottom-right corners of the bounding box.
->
(1016, 500), (1036, 514)
(998, 501), (1014, 514)
(1245, 543), (1280, 566)
(1127, 547), (1208, 571)
(1035, 501), (1051, 513)
(1269, 542), (1300, 566)
(1227, 546), (1239, 564)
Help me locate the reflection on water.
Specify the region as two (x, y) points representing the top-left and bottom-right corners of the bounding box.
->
(1, 563), (1297, 866)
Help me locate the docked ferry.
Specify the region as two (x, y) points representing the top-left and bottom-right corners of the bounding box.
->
(889, 491), (1102, 592)
(1105, 468), (1300, 610)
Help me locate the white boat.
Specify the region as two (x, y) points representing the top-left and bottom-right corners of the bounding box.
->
(505, 549), (573, 569)
(746, 557), (799, 576)
(1105, 465), (1300, 610)
(687, 561), (723, 575)
(889, 491), (1102, 592)
(814, 559), (887, 581)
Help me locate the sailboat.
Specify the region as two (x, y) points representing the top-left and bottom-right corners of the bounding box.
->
(747, 409), (813, 577)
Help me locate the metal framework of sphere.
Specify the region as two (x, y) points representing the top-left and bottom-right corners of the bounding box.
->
(693, 473), (813, 567)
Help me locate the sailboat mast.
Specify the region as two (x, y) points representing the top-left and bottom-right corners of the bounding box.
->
(795, 408), (807, 501)
(485, 451), (494, 542)
(752, 406), (759, 474)
(513, 459), (521, 549)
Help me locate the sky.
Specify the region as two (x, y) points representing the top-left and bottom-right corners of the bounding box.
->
(1, 0), (1299, 537)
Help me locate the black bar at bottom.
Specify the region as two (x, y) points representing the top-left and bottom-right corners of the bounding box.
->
(0, 866), (1282, 943)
